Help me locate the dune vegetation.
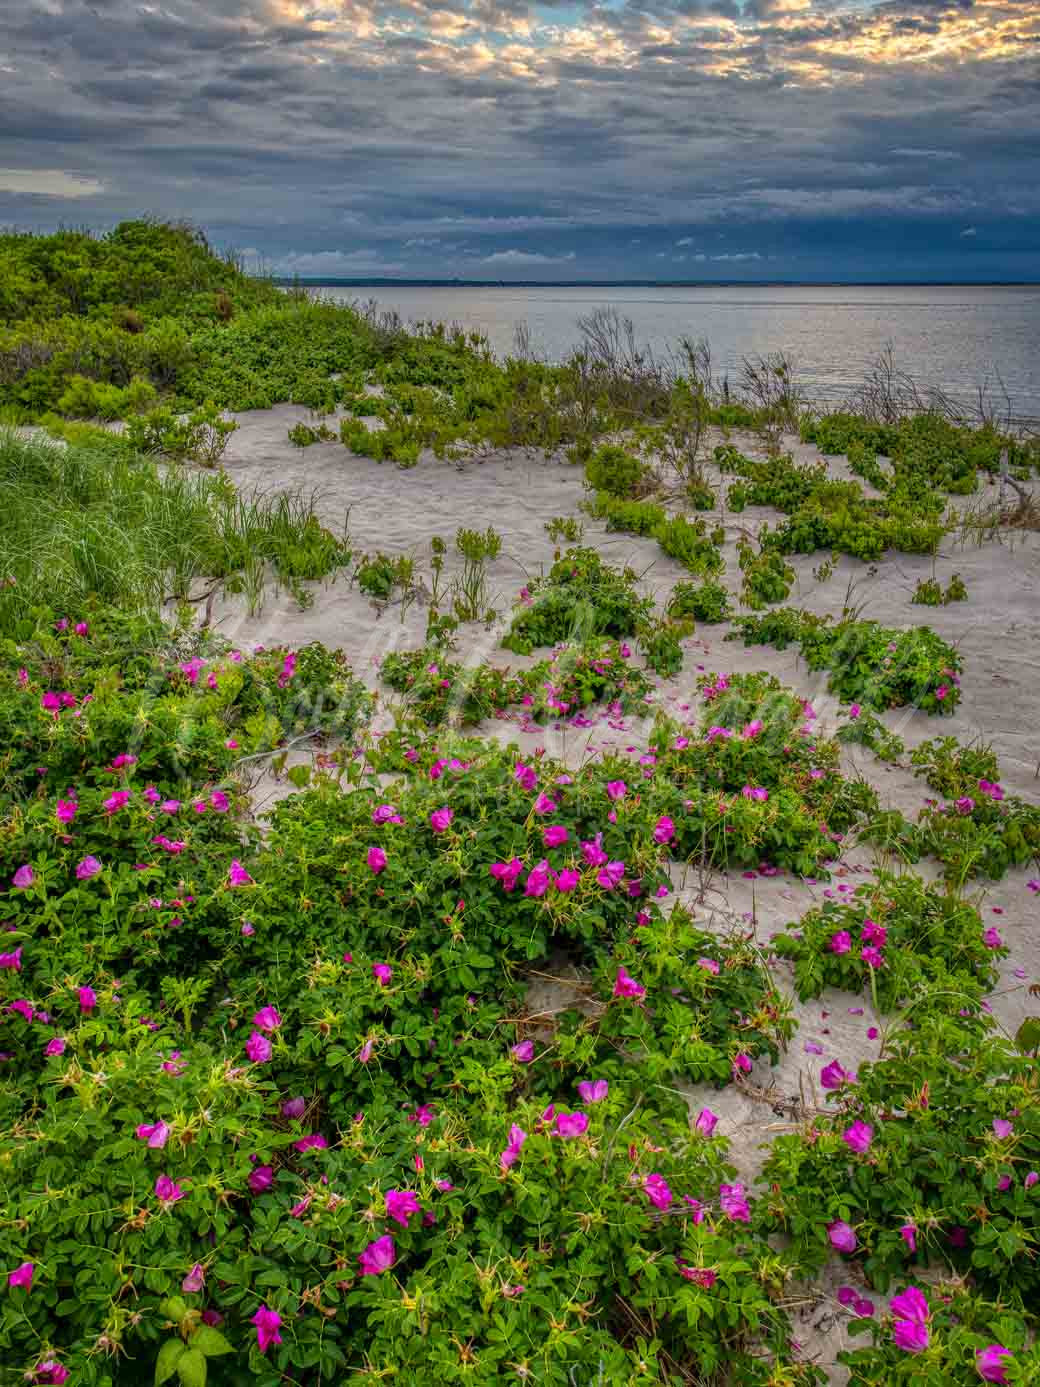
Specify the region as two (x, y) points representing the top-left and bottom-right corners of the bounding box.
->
(0, 222), (1038, 1387)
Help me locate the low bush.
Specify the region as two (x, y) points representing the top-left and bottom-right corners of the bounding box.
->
(667, 580), (732, 624)
(771, 872), (1002, 1010)
(733, 611), (962, 715)
(502, 548), (651, 654)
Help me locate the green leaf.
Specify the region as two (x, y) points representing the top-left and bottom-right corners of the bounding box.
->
(190, 1325), (233, 1357)
(176, 1348), (208, 1387)
(155, 1340), (185, 1386)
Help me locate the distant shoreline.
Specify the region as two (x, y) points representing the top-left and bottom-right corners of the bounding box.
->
(276, 278), (1040, 289)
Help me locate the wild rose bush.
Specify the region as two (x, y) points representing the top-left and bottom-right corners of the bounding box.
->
(759, 1010), (1040, 1304)
(840, 1285), (1040, 1385)
(733, 611), (962, 715)
(771, 872), (1003, 1011)
(0, 607), (370, 795)
(501, 547), (652, 653)
(0, 970), (821, 1383)
(382, 636), (653, 729)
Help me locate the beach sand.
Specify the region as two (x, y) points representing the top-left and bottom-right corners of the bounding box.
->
(206, 404), (1040, 1382)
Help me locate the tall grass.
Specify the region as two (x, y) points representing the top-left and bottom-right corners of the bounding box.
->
(0, 429), (350, 632)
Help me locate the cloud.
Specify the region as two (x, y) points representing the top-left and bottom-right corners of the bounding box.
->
(480, 249), (577, 265)
(249, 249), (406, 275)
(711, 251), (762, 261)
(960, 226), (978, 237)
(0, 168), (104, 198)
(0, 0), (1036, 280)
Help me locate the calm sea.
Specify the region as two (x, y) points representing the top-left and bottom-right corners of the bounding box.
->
(308, 283), (1040, 423)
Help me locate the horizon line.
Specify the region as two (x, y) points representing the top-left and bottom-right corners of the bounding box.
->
(273, 277), (1040, 289)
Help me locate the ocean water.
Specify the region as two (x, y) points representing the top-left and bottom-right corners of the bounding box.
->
(309, 283), (1040, 422)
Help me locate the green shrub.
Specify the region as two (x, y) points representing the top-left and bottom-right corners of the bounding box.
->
(584, 442), (647, 497)
(667, 580), (732, 623)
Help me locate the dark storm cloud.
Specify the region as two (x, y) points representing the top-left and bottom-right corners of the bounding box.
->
(0, 0), (1037, 277)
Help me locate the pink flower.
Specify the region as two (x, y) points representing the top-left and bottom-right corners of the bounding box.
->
(252, 1305), (283, 1353)
(976, 1345), (1013, 1383)
(554, 1110), (589, 1138)
(732, 1053), (752, 1076)
(103, 790), (131, 815)
(277, 652), (297, 688)
(525, 860), (552, 897)
(409, 1104), (434, 1127)
(653, 816), (675, 845)
(182, 1263), (205, 1294)
(245, 1031), (272, 1063)
(582, 835), (608, 867)
(56, 799), (77, 824)
(533, 792), (557, 815)
(555, 867), (580, 891)
(890, 1286), (930, 1355)
(741, 785), (769, 802)
(44, 1037), (65, 1057)
(514, 763), (538, 791)
(613, 967), (645, 999)
(359, 1234), (395, 1276)
(136, 1120), (171, 1148)
(248, 1165), (274, 1194)
(372, 804), (402, 825)
(900, 1224), (917, 1253)
(228, 859), (253, 886)
(7, 1261), (34, 1291)
(367, 846), (387, 874)
(596, 860), (625, 890)
(372, 962), (393, 986)
(32, 1361), (69, 1384)
(820, 1059), (850, 1090)
(385, 1190), (421, 1226)
(643, 1173), (673, 1210)
(10, 999), (34, 1022)
(606, 781), (627, 801)
(1025, 1171), (1038, 1188)
(543, 824), (569, 848)
(719, 1183), (750, 1223)
(677, 1263), (717, 1288)
(282, 1096), (306, 1119)
(358, 1039), (375, 1064)
(829, 931), (852, 955)
(155, 1174), (186, 1207)
(983, 928), (1003, 949)
(694, 1108), (718, 1137)
(75, 856), (102, 880)
(78, 986), (97, 1013)
(992, 1117), (1013, 1139)
(826, 1220), (859, 1253)
(861, 919), (886, 946)
(935, 685), (949, 701)
(293, 1133), (327, 1153)
(253, 1007), (282, 1032)
(696, 957), (720, 975)
(510, 1040), (535, 1063)
(430, 807), (453, 833)
(577, 1079), (609, 1104)
(241, 922), (255, 936)
(861, 945), (884, 969)
(12, 864), (34, 888)
(210, 791), (230, 813)
(842, 1121), (874, 1154)
(490, 857), (523, 891)
(0, 947), (22, 971)
(848, 703), (861, 719)
(500, 1124), (527, 1170)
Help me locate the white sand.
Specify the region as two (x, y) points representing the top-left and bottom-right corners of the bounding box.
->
(208, 405), (1039, 1381)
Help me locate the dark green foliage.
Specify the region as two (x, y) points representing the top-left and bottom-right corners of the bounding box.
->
(733, 610), (962, 715)
(502, 547), (652, 653)
(667, 580), (733, 624)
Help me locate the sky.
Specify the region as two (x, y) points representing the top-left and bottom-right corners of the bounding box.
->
(1, 0), (1038, 281)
